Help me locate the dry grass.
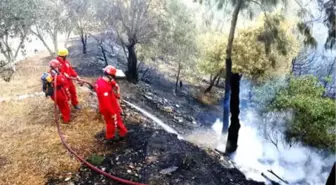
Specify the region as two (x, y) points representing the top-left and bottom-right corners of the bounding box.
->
(192, 88), (222, 105)
(0, 56), (106, 185)
(0, 55), (52, 97)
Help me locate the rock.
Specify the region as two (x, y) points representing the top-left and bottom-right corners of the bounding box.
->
(173, 116), (184, 123)
(146, 156), (158, 164)
(65, 177), (71, 182)
(144, 94), (153, 100)
(163, 106), (173, 113)
(185, 116), (193, 122)
(160, 166), (179, 175)
(129, 164), (135, 169)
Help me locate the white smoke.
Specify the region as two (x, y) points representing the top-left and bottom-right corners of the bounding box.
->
(227, 108), (335, 185)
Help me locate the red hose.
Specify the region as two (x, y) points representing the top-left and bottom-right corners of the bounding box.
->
(53, 74), (147, 185)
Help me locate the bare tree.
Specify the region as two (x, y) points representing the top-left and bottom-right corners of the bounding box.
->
(98, 0), (163, 83)
(0, 0), (36, 81)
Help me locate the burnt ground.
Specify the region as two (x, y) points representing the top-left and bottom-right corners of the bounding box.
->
(53, 104), (264, 185)
(46, 38), (265, 185)
(74, 126), (263, 185)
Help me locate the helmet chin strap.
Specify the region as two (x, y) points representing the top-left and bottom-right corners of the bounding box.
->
(51, 68), (59, 75)
(104, 72), (114, 81)
(107, 75), (113, 81)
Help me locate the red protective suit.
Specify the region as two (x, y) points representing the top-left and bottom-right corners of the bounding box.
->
(56, 56), (79, 106)
(95, 77), (127, 139)
(50, 72), (71, 123)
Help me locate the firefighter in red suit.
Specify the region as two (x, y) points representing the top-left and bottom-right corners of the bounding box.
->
(56, 48), (81, 110)
(49, 59), (71, 123)
(95, 65), (128, 141)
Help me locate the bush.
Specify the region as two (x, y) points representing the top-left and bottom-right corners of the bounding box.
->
(271, 75), (335, 151)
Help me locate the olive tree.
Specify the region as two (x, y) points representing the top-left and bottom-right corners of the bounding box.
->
(30, 0), (70, 56)
(97, 0), (164, 83)
(159, 0), (198, 92)
(0, 0), (36, 81)
(198, 14), (300, 152)
(65, 0), (97, 54)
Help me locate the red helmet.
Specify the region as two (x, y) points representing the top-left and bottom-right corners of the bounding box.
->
(49, 59), (62, 69)
(103, 65), (117, 76)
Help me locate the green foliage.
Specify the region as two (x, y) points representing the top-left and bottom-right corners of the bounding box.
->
(323, 76), (332, 84)
(138, 0), (198, 75)
(197, 32), (227, 76)
(271, 76), (336, 151)
(160, 0), (197, 62)
(252, 77), (287, 110)
(87, 154), (105, 165)
(197, 13), (300, 82)
(297, 22), (317, 48)
(65, 0), (98, 35)
(0, 0), (37, 81)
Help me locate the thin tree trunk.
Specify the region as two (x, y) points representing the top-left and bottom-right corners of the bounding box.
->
(225, 73), (241, 153)
(222, 0), (243, 134)
(205, 72), (219, 93)
(126, 43), (138, 83)
(30, 29), (54, 56)
(216, 76), (221, 86)
(175, 63), (181, 92)
(223, 58), (232, 132)
(14, 31), (28, 60)
(100, 44), (108, 67)
(52, 32), (58, 56)
(80, 29), (87, 54)
(291, 57), (296, 75)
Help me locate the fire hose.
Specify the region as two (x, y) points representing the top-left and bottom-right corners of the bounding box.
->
(53, 75), (147, 185)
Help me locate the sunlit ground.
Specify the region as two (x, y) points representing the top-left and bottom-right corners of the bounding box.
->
(0, 56), (104, 185)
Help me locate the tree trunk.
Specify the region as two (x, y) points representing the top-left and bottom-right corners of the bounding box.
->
(222, 0), (243, 134)
(100, 44), (108, 67)
(175, 63), (181, 92)
(205, 72), (219, 93)
(30, 29), (54, 56)
(126, 44), (138, 83)
(290, 57), (296, 74)
(225, 73), (241, 154)
(216, 76), (221, 86)
(223, 58), (232, 132)
(52, 32), (58, 56)
(326, 163), (335, 185)
(80, 30), (87, 54)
